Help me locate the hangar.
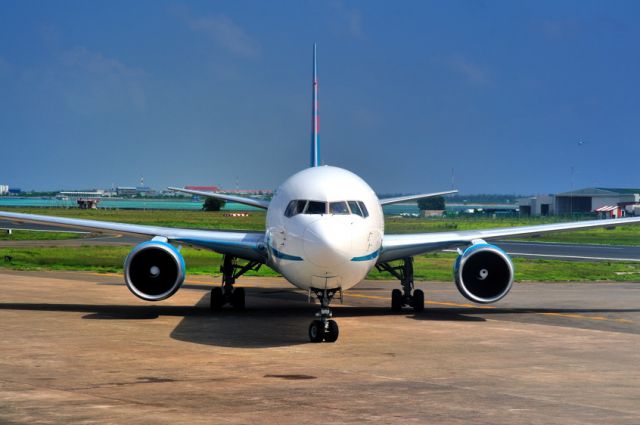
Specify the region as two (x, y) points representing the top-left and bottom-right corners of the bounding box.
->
(519, 188), (640, 217)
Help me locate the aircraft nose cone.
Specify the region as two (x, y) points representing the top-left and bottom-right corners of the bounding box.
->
(303, 220), (351, 268)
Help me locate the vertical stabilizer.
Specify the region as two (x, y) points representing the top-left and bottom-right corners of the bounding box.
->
(310, 43), (320, 167)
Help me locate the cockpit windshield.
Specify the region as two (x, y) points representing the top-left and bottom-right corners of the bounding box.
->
(306, 201), (326, 214)
(284, 200), (369, 218)
(329, 201), (349, 215)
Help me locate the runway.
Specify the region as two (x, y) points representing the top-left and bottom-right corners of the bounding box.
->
(1, 270), (639, 424)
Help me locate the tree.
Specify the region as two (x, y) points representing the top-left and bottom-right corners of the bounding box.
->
(202, 197), (226, 211)
(417, 196), (445, 211)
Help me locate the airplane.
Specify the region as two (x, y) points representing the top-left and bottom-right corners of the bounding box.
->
(2, 44), (640, 343)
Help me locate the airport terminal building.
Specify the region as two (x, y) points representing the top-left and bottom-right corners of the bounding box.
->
(519, 188), (640, 217)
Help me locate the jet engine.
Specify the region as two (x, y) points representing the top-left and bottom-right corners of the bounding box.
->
(453, 243), (514, 304)
(124, 241), (186, 301)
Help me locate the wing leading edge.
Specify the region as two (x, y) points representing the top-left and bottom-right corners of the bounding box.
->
(167, 187), (270, 210)
(379, 216), (640, 263)
(379, 190), (458, 206)
(0, 211), (266, 262)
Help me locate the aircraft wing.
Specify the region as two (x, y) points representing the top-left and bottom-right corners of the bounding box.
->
(0, 211), (266, 262)
(167, 187), (270, 209)
(379, 216), (640, 263)
(379, 190), (458, 206)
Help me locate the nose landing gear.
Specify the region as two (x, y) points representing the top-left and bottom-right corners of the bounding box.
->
(377, 257), (424, 312)
(308, 288), (340, 343)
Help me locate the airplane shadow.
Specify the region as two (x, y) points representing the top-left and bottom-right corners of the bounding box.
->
(2, 286), (639, 348)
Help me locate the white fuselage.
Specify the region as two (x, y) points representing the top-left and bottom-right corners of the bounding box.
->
(265, 166), (384, 291)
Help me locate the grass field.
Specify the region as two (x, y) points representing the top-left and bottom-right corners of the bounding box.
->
(0, 230), (85, 241)
(1, 207), (639, 282)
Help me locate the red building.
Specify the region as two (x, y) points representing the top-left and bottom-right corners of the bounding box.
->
(185, 186), (220, 192)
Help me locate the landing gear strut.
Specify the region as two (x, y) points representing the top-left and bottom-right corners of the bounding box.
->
(376, 257), (424, 312)
(210, 255), (261, 311)
(308, 288), (340, 343)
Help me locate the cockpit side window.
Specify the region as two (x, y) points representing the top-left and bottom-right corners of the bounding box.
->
(305, 201), (327, 215)
(284, 200), (306, 217)
(330, 201), (349, 215)
(357, 201), (369, 218)
(348, 201), (363, 217)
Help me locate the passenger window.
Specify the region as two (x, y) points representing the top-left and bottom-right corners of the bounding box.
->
(348, 201), (363, 217)
(358, 201), (369, 218)
(330, 201), (349, 215)
(305, 201), (326, 214)
(284, 200), (306, 217)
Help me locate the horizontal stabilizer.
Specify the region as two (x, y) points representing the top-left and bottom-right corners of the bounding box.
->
(379, 190), (458, 206)
(167, 187), (270, 210)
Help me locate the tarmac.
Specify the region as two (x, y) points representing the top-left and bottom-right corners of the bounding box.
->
(1, 270), (640, 424)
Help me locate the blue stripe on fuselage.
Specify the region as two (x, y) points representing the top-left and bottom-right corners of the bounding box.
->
(270, 245), (304, 261)
(351, 249), (380, 262)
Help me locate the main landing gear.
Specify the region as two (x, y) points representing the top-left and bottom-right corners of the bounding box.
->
(376, 257), (424, 312)
(308, 288), (340, 343)
(210, 255), (261, 311)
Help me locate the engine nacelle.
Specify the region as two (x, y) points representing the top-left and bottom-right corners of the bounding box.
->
(454, 243), (514, 304)
(124, 241), (186, 301)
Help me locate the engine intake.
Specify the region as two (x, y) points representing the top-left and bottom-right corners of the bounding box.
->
(124, 241), (185, 301)
(454, 243), (514, 304)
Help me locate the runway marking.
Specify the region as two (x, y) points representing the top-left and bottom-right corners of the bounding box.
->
(500, 241), (629, 249)
(540, 312), (633, 324)
(497, 241), (626, 250)
(346, 292), (494, 309)
(346, 292), (633, 324)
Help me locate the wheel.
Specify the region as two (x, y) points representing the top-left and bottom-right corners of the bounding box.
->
(324, 320), (339, 343)
(210, 287), (224, 311)
(231, 287), (245, 310)
(308, 320), (325, 343)
(391, 288), (403, 311)
(413, 289), (424, 312)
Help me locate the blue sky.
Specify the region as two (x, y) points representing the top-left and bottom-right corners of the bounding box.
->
(1, 0), (639, 195)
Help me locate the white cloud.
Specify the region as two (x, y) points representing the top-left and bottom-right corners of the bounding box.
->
(51, 47), (149, 114)
(188, 15), (260, 58)
(445, 54), (491, 86)
(331, 1), (365, 40)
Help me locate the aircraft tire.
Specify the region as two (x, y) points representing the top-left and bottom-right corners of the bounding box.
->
(324, 320), (339, 343)
(210, 287), (224, 311)
(308, 320), (324, 343)
(391, 289), (403, 311)
(413, 289), (425, 312)
(231, 287), (245, 310)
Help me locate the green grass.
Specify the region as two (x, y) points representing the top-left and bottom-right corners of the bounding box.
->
(2, 246), (639, 282)
(0, 230), (85, 241)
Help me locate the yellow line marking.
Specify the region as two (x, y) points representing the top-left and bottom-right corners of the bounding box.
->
(346, 292), (633, 324)
(346, 293), (387, 301)
(540, 312), (633, 324)
(346, 292), (493, 309)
